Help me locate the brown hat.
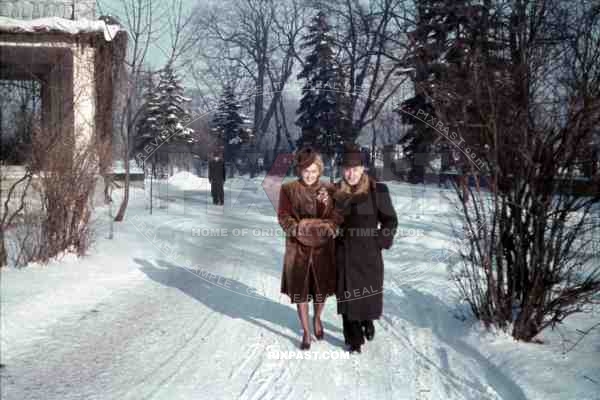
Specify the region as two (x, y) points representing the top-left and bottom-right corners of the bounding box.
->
(340, 144), (365, 167)
(294, 147), (319, 175)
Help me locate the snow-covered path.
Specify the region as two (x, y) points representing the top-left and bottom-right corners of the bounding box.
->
(1, 174), (597, 399)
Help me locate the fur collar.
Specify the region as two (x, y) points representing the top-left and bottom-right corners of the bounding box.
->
(338, 173), (372, 195)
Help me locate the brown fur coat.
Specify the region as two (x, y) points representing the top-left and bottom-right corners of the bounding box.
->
(278, 179), (342, 303)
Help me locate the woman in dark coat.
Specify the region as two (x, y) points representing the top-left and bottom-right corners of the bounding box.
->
(333, 145), (398, 353)
(278, 147), (341, 350)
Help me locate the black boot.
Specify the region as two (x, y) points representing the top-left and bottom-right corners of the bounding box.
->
(343, 316), (350, 345)
(362, 320), (375, 341)
(349, 344), (361, 354)
(343, 314), (364, 353)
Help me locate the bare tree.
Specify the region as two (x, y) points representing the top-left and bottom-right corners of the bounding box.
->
(428, 0), (600, 341)
(0, 80), (39, 267)
(190, 0), (306, 156)
(105, 0), (161, 221)
(312, 0), (413, 142)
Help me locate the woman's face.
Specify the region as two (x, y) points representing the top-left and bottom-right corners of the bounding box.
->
(301, 163), (320, 186)
(343, 165), (364, 186)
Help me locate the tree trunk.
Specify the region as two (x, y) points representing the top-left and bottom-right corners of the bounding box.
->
(0, 228), (7, 267)
(0, 158), (5, 267)
(114, 142), (130, 222)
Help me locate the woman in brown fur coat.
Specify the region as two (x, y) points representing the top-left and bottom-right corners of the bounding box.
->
(278, 147), (341, 350)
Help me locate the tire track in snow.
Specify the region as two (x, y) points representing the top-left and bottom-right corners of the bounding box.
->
(121, 309), (221, 400)
(238, 357), (290, 400)
(378, 311), (434, 398)
(367, 319), (415, 398)
(235, 334), (296, 400)
(413, 327), (434, 400)
(379, 311), (500, 400)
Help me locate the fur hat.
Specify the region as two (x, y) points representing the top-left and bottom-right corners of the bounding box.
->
(294, 147), (319, 175)
(296, 218), (334, 248)
(340, 144), (365, 167)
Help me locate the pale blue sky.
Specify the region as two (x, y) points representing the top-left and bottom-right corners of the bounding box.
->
(96, 0), (197, 71)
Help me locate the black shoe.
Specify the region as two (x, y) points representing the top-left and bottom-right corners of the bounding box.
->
(300, 340), (311, 350)
(364, 321), (375, 341)
(349, 344), (361, 354)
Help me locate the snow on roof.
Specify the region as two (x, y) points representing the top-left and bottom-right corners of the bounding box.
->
(0, 17), (122, 42)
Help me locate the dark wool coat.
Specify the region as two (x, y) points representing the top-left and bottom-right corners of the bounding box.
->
(278, 179), (341, 303)
(333, 175), (398, 321)
(208, 160), (225, 184)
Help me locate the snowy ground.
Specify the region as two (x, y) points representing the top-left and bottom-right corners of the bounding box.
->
(1, 171), (599, 400)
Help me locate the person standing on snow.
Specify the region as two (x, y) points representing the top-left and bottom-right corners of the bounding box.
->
(277, 147), (341, 350)
(209, 154), (226, 205)
(333, 144), (398, 354)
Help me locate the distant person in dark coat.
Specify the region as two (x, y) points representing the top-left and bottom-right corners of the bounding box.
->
(333, 144), (398, 353)
(208, 156), (225, 205)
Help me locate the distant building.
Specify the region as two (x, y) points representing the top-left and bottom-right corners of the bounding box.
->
(0, 0), (127, 208)
(0, 1), (96, 20)
(151, 141), (200, 178)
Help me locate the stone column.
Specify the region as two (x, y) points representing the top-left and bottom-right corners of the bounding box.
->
(72, 43), (96, 156)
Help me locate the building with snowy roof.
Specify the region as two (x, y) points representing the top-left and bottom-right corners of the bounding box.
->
(0, 0), (127, 173)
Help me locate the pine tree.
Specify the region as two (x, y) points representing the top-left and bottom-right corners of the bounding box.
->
(157, 65), (194, 143)
(135, 75), (161, 155)
(211, 85), (252, 164)
(398, 1), (492, 182)
(135, 64), (195, 165)
(295, 11), (343, 157)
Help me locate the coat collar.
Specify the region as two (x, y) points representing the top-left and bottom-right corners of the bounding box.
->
(338, 173), (372, 195)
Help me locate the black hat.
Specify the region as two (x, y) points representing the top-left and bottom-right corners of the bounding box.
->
(340, 144), (365, 167)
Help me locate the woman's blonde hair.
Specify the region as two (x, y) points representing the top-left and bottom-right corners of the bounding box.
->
(295, 148), (324, 176)
(310, 154), (325, 175)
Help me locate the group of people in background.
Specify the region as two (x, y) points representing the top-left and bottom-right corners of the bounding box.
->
(277, 145), (398, 353)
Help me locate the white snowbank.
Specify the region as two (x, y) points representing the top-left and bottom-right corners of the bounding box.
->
(167, 171), (208, 191)
(0, 17), (122, 42)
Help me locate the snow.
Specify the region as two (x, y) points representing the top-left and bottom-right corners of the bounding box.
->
(229, 136), (242, 145)
(111, 160), (144, 175)
(1, 177), (598, 399)
(166, 171), (207, 191)
(0, 17), (122, 42)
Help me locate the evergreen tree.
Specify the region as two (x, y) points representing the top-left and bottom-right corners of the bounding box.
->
(295, 11), (344, 157)
(211, 85), (252, 164)
(157, 64), (194, 143)
(135, 64), (195, 163)
(135, 75), (161, 156)
(398, 1), (494, 182)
